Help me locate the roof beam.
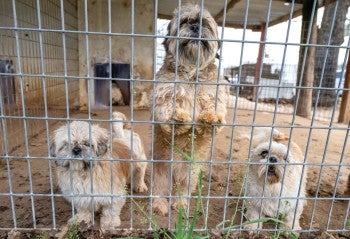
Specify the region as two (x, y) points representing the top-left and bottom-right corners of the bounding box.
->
(157, 13), (172, 20)
(268, 8), (303, 28)
(214, 0), (241, 21)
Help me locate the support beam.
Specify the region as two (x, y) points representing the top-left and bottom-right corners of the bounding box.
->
(214, 0), (240, 21)
(295, 0), (317, 118)
(252, 25), (266, 102)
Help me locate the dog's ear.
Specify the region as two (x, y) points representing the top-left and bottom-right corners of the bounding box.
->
(216, 40), (222, 60)
(162, 21), (171, 53)
(96, 137), (108, 156)
(49, 141), (56, 157)
(272, 130), (288, 142)
(123, 122), (131, 130)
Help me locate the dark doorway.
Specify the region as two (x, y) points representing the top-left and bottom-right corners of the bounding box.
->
(94, 63), (130, 106)
(0, 60), (15, 105)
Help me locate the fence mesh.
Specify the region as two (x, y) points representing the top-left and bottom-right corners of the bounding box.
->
(0, 0), (349, 238)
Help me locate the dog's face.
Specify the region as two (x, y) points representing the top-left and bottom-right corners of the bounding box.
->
(251, 141), (292, 184)
(50, 121), (109, 169)
(163, 4), (219, 66)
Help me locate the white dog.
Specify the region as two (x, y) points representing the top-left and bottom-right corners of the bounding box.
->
(244, 128), (307, 235)
(51, 118), (147, 230)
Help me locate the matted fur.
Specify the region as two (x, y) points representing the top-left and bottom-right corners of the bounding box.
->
(244, 128), (307, 235)
(51, 120), (145, 230)
(152, 4), (228, 216)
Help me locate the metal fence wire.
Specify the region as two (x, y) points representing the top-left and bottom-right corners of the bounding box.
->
(0, 0), (349, 238)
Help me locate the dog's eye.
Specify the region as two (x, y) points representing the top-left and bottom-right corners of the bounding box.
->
(83, 141), (91, 147)
(260, 150), (269, 158)
(188, 19), (196, 25)
(179, 19), (187, 26)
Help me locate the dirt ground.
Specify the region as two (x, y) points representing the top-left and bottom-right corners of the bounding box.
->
(0, 105), (349, 238)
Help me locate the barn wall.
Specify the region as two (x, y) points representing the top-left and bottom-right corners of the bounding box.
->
(77, 0), (155, 109)
(0, 0), (79, 153)
(0, 0), (79, 109)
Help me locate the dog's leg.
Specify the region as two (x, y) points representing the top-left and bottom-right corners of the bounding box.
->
(171, 164), (200, 211)
(171, 174), (190, 211)
(154, 84), (193, 135)
(100, 198), (125, 231)
(153, 163), (172, 216)
(196, 85), (227, 135)
(244, 207), (263, 234)
(282, 208), (302, 236)
(133, 161), (148, 193)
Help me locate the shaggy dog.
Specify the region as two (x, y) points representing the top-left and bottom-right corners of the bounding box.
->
(152, 4), (228, 216)
(244, 128), (307, 235)
(51, 120), (146, 230)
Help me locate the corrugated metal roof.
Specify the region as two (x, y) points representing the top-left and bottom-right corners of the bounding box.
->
(157, 0), (304, 31)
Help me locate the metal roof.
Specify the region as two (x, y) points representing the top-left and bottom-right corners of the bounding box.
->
(157, 0), (305, 31)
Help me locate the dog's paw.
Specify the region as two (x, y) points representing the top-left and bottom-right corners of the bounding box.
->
(160, 108), (192, 135)
(153, 198), (168, 216)
(174, 108), (192, 122)
(198, 110), (218, 124)
(173, 108), (192, 135)
(68, 212), (92, 226)
(196, 110), (225, 134)
(133, 182), (148, 193)
(243, 223), (260, 237)
(100, 216), (121, 232)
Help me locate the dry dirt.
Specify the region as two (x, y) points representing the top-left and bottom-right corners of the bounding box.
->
(0, 105), (349, 238)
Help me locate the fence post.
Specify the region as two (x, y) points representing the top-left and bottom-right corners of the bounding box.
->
(338, 52), (350, 124)
(252, 25), (266, 101)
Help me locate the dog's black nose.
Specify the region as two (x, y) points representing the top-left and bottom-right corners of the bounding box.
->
(72, 146), (82, 155)
(269, 156), (277, 163)
(190, 23), (199, 33)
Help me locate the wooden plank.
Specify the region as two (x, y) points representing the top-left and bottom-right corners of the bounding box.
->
(214, 0), (241, 21)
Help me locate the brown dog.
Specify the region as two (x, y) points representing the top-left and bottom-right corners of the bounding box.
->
(152, 4), (228, 216)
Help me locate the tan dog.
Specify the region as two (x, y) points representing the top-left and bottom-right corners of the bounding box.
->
(152, 4), (228, 215)
(51, 121), (143, 230)
(112, 111), (148, 193)
(244, 128), (307, 235)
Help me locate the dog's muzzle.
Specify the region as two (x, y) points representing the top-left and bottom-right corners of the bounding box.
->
(190, 23), (199, 34)
(267, 156), (277, 174)
(72, 146), (82, 157)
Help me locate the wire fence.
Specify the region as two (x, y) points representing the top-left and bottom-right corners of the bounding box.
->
(0, 0), (349, 238)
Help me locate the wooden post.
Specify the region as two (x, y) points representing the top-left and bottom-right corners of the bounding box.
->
(252, 25), (266, 101)
(295, 0), (317, 118)
(338, 52), (350, 124)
